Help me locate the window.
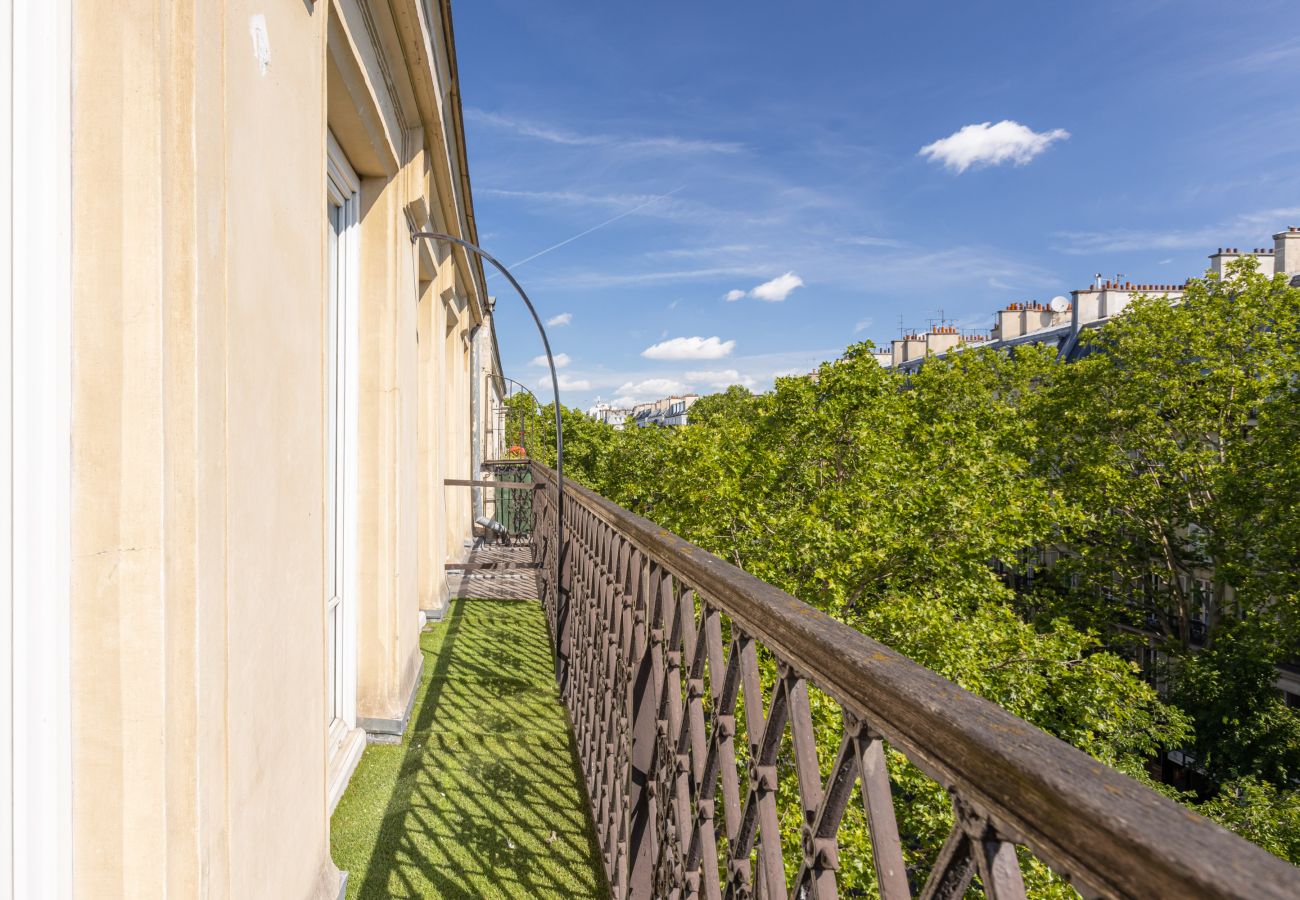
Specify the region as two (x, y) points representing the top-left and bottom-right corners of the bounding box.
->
(3, 1), (73, 891)
(326, 134), (360, 751)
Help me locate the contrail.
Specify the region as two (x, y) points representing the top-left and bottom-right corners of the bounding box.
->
(488, 187), (684, 277)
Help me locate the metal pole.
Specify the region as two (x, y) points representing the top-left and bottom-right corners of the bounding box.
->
(411, 231), (569, 686)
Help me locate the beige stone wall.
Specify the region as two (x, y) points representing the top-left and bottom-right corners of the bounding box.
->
(68, 0), (494, 896)
(476, 313), (507, 463)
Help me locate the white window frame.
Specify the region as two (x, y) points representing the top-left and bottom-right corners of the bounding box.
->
(326, 134), (361, 762)
(1, 0), (74, 897)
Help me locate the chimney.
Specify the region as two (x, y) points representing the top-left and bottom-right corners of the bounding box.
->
(997, 305), (1024, 340)
(902, 333), (927, 362)
(926, 327), (961, 356)
(891, 337), (907, 367)
(1209, 246), (1238, 277)
(1101, 284), (1134, 318)
(1274, 227), (1300, 278)
(1249, 247), (1277, 278)
(1021, 303), (1055, 335)
(1073, 288), (1101, 330)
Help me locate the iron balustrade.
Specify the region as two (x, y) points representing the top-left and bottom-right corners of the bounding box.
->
(474, 461), (536, 539)
(491, 460), (1299, 900)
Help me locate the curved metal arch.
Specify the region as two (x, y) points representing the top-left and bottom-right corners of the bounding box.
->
(484, 370), (543, 457)
(411, 231), (570, 688)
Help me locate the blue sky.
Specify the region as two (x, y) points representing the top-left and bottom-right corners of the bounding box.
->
(454, 1), (1300, 408)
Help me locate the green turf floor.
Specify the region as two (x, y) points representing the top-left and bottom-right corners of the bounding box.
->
(330, 600), (608, 899)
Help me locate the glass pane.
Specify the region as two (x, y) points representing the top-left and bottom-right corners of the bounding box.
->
(326, 203), (340, 601)
(326, 199), (344, 728)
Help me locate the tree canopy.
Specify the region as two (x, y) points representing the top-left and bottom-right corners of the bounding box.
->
(504, 262), (1300, 885)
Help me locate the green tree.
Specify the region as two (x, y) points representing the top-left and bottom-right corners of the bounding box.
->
(498, 308), (1300, 874)
(1030, 261), (1300, 788)
(1032, 261), (1300, 650)
(567, 344), (1194, 889)
(1173, 618), (1300, 787)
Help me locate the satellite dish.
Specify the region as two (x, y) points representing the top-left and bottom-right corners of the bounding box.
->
(1049, 295), (1070, 313)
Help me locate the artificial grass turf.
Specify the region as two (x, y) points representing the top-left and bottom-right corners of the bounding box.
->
(331, 599), (608, 899)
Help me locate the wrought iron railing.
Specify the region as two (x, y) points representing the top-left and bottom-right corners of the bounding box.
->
(482, 459), (535, 538)
(495, 460), (1297, 899)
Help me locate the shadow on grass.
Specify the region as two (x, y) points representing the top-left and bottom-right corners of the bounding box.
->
(331, 599), (608, 899)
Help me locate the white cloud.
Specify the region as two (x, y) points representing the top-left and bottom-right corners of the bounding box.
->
(593, 347), (838, 408)
(642, 336), (736, 360)
(1230, 36), (1300, 72)
(919, 120), (1069, 174)
(530, 352), (570, 369)
(1053, 227), (1215, 255)
(466, 109), (743, 155)
(836, 235), (902, 248)
(853, 319), (873, 334)
(546, 312), (572, 326)
(724, 271), (805, 303)
(652, 243), (755, 260)
(543, 266), (766, 290)
(539, 373), (591, 391)
(478, 188), (751, 230)
(684, 369), (755, 389)
(615, 378), (689, 401)
(1053, 207), (1300, 255)
(750, 271), (804, 302)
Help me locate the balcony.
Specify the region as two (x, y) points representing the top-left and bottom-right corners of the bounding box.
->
(334, 460), (1297, 899)
(330, 597), (605, 897)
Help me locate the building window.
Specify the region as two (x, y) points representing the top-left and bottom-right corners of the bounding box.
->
(326, 134), (360, 751)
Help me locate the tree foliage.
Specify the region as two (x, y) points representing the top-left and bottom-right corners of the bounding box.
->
(1030, 261), (1300, 787)
(503, 264), (1300, 882)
